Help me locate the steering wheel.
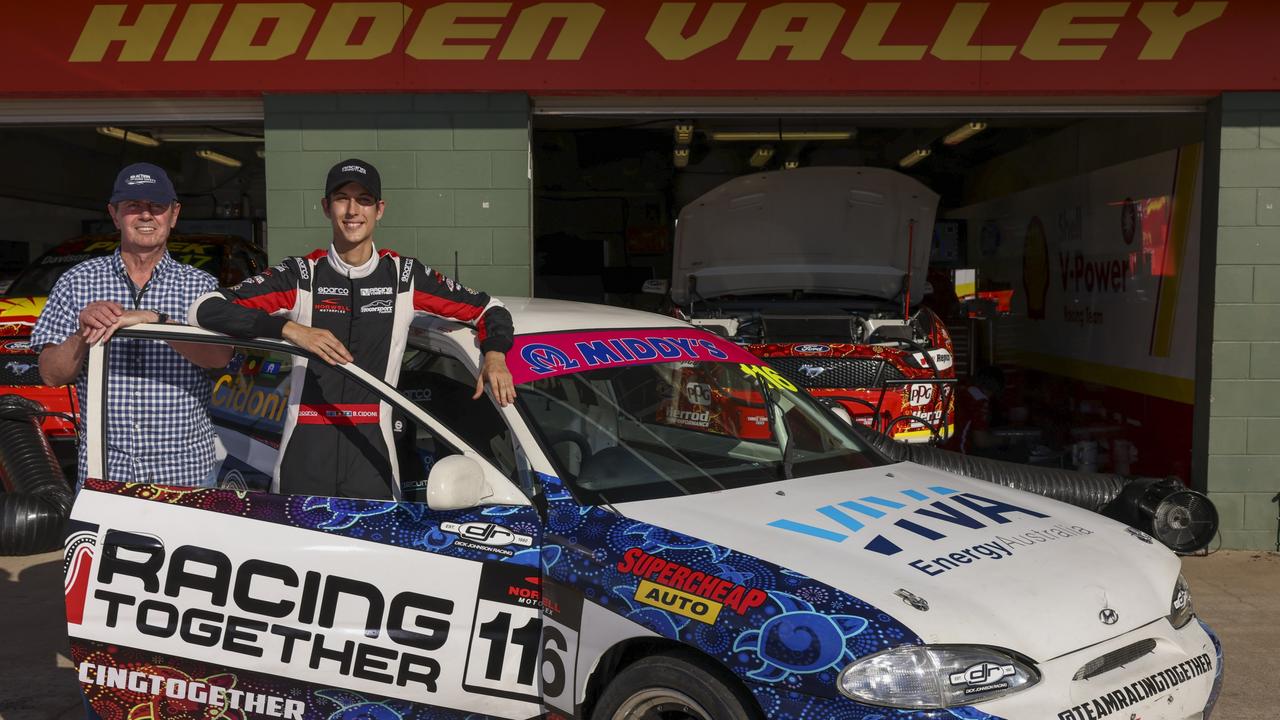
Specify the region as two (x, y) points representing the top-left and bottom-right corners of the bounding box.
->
(543, 429), (593, 477)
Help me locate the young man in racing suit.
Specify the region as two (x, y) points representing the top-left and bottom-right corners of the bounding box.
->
(189, 159), (515, 499)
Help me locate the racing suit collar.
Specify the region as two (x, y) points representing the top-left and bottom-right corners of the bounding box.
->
(326, 243), (379, 280)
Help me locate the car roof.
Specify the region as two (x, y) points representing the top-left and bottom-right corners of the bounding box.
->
(417, 297), (689, 345)
(35, 233), (254, 258)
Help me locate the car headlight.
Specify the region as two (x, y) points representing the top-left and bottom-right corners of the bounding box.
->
(1168, 574), (1194, 629)
(838, 645), (1039, 709)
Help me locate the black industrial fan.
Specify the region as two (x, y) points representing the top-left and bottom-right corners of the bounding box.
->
(1103, 478), (1218, 553)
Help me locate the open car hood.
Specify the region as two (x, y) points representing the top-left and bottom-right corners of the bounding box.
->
(671, 167), (939, 305)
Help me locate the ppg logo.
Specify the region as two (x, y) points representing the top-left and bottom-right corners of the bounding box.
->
(948, 662), (1015, 687)
(522, 343), (580, 375)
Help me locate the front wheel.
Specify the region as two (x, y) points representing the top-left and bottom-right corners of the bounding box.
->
(591, 653), (759, 720)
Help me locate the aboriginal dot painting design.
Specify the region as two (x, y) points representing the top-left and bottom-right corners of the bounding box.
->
(538, 473), (1003, 720)
(72, 641), (501, 720)
(82, 479), (540, 568)
(1202, 620), (1224, 716)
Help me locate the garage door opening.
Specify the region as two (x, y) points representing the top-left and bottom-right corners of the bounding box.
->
(530, 106), (1207, 483)
(0, 120), (267, 294)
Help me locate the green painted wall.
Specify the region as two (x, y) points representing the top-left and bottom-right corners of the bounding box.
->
(1208, 93), (1280, 550)
(262, 93), (531, 295)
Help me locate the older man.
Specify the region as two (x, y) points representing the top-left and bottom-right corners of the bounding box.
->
(31, 162), (231, 488)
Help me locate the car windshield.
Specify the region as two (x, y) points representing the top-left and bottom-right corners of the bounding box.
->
(518, 359), (882, 505)
(6, 262), (80, 297)
(6, 242), (228, 297)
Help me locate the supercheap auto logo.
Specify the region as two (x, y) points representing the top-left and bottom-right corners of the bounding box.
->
(616, 548), (766, 624)
(769, 487), (1093, 576)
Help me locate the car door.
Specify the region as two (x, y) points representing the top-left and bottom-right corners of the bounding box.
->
(65, 325), (546, 720)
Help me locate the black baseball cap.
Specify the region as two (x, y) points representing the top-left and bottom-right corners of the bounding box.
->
(109, 162), (177, 205)
(325, 158), (381, 200)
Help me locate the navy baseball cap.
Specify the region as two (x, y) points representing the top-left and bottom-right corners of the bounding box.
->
(110, 162), (177, 205)
(325, 158), (381, 200)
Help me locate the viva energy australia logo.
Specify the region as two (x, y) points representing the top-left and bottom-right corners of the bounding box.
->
(768, 487), (1051, 556)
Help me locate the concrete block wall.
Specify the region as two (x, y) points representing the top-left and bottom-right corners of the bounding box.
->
(262, 94), (531, 296)
(1209, 93), (1280, 550)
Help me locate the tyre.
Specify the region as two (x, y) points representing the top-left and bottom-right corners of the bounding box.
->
(591, 652), (759, 720)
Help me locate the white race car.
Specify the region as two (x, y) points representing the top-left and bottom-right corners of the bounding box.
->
(65, 299), (1222, 720)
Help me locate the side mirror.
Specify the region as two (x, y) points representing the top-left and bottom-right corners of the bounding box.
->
(641, 278), (669, 295)
(426, 455), (492, 511)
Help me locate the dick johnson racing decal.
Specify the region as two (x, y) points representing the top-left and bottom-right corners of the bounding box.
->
(536, 473), (1002, 720)
(508, 327), (761, 384)
(1056, 653), (1214, 720)
(81, 478), (541, 568)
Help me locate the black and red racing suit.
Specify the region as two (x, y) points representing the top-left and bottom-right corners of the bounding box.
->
(189, 245), (513, 499)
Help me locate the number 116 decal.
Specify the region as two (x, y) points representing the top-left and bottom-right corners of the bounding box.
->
(462, 564), (584, 709)
(464, 565), (545, 703)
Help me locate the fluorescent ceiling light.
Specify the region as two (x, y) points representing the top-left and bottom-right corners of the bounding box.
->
(674, 123), (693, 146)
(96, 126), (160, 147)
(673, 147), (689, 168)
(711, 130), (854, 142)
(255, 147), (266, 159)
(153, 129), (263, 143)
(899, 148), (931, 168)
(749, 146), (775, 168)
(784, 160), (800, 170)
(942, 121), (988, 146)
(196, 149), (242, 168)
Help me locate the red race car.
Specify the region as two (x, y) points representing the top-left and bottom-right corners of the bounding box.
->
(0, 233), (266, 477)
(663, 166), (955, 443)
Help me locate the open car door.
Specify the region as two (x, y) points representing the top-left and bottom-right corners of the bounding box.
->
(64, 326), (545, 720)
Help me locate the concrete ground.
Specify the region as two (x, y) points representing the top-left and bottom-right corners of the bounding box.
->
(0, 549), (1275, 720)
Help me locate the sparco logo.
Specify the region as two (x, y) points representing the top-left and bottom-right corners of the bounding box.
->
(89, 530), (452, 693)
(317, 286), (349, 296)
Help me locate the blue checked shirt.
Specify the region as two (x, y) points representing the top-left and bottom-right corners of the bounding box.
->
(31, 250), (219, 487)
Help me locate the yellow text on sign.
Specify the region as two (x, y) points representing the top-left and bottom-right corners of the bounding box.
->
(634, 580), (723, 625)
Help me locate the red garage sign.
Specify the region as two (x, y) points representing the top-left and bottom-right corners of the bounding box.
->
(0, 1), (1271, 96)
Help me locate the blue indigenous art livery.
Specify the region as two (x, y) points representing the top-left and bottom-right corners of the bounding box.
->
(65, 301), (1223, 720)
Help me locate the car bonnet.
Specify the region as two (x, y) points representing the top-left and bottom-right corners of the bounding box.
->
(612, 461), (1180, 663)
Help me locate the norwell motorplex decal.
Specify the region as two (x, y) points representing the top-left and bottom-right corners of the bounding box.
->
(1056, 653), (1213, 720)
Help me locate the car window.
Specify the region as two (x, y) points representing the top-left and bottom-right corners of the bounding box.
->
(399, 346), (519, 483)
(103, 339), (470, 501)
(519, 359), (880, 505)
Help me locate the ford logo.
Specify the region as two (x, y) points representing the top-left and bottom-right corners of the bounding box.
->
(793, 344), (830, 354)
